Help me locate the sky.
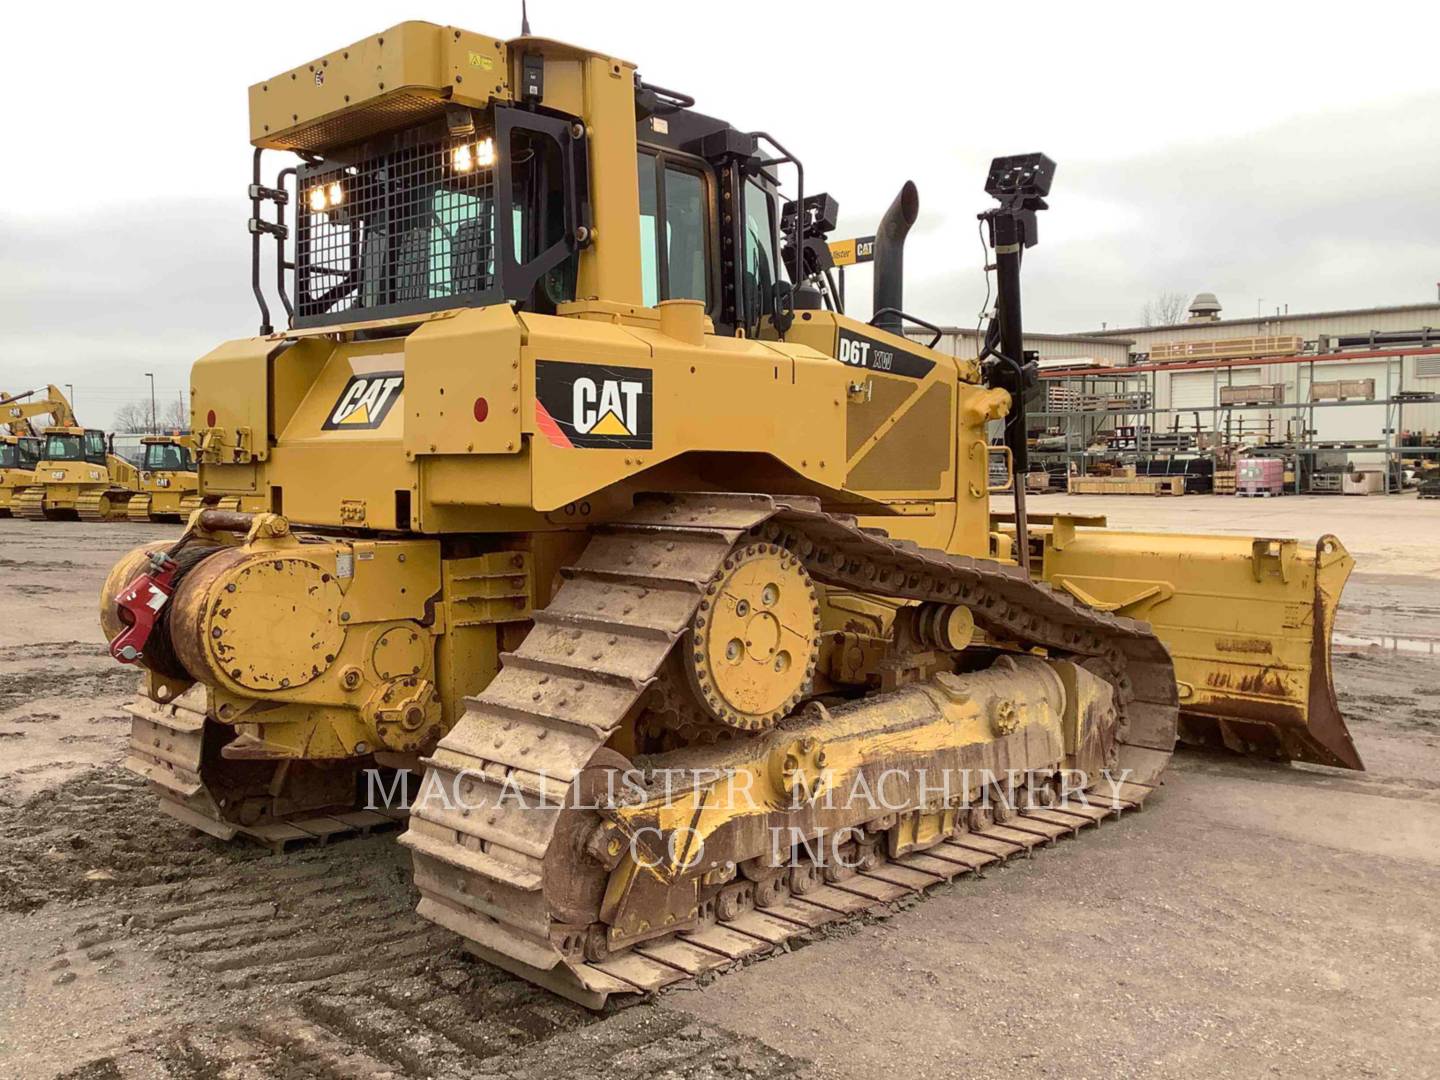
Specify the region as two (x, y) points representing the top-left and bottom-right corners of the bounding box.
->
(3, 0), (1438, 427)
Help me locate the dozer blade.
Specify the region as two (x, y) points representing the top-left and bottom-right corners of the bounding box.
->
(1040, 527), (1360, 770)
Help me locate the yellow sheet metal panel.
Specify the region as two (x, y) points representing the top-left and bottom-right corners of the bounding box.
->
(191, 336), (275, 463)
(204, 336), (417, 529)
(577, 54), (642, 305)
(250, 22), (510, 151)
(519, 312), (848, 513)
(404, 305), (524, 458)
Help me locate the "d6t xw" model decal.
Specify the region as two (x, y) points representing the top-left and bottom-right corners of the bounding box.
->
(535, 360), (653, 450)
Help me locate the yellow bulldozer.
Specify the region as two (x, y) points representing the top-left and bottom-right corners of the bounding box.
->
(11, 385), (142, 521)
(127, 433), (271, 522)
(127, 435), (202, 522)
(98, 22), (1359, 1007)
(1, 386), (74, 516)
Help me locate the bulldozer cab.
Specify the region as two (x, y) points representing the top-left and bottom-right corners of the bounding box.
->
(249, 25), (793, 341)
(141, 437), (196, 474)
(43, 428), (108, 467)
(0, 436), (41, 470)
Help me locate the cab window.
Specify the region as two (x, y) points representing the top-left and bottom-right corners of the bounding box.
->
(638, 154), (660, 307)
(664, 168), (706, 304)
(144, 443), (193, 471)
(743, 180), (779, 322)
(84, 430), (107, 465)
(637, 151), (711, 309)
(46, 434), (83, 461)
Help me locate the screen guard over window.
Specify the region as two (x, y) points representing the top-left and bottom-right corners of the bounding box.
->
(285, 105), (592, 328)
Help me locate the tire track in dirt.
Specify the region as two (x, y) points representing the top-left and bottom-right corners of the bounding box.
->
(9, 769), (809, 1078)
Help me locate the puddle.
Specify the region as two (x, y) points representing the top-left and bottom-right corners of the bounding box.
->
(1334, 632), (1440, 658)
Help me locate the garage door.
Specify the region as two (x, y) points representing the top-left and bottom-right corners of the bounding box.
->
(1308, 362), (1386, 467)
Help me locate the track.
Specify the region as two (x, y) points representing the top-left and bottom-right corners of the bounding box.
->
(125, 683), (402, 850)
(125, 494), (153, 523)
(12, 486), (47, 520)
(77, 488), (133, 522)
(404, 493), (1178, 1006)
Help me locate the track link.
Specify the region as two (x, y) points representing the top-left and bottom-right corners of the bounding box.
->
(403, 493), (1179, 1006)
(78, 487), (132, 521)
(126, 494), (155, 522)
(125, 685), (406, 852)
(13, 486), (47, 520)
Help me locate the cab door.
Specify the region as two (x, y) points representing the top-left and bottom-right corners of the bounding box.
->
(84, 430), (107, 466)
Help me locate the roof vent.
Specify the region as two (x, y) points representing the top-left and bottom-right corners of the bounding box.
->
(1188, 292), (1222, 322)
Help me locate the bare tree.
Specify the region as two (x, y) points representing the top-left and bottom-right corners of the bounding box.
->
(1139, 291), (1189, 327)
(112, 401), (152, 433)
(159, 396), (189, 431)
(112, 396), (188, 433)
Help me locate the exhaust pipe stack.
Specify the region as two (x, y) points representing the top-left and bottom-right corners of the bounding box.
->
(871, 181), (919, 334)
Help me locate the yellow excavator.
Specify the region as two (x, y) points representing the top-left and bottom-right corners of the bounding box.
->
(1, 386), (74, 516)
(97, 22), (1358, 1007)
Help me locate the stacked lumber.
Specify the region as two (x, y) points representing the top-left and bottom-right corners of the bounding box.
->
(1067, 475), (1185, 496)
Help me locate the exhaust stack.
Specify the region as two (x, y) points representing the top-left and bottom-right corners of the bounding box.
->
(871, 181), (919, 334)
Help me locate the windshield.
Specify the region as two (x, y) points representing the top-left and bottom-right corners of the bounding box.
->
(0, 444), (14, 469)
(45, 434), (84, 461)
(144, 443), (193, 471)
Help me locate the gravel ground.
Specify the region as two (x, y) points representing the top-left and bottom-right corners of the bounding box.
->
(1, 513), (1437, 1079)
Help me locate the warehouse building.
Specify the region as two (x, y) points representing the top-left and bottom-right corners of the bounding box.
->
(1083, 297), (1440, 441)
(908, 297), (1440, 495)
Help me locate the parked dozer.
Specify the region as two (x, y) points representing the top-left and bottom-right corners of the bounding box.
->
(127, 434), (272, 522)
(1, 386), (74, 516)
(126, 435), (200, 522)
(98, 22), (1359, 1007)
(15, 426), (140, 521)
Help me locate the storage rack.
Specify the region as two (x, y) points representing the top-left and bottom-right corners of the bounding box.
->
(1027, 347), (1440, 494)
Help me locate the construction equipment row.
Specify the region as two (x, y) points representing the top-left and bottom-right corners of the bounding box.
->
(0, 385), (262, 522)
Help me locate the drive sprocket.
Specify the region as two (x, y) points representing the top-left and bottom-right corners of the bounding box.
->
(685, 541), (820, 731)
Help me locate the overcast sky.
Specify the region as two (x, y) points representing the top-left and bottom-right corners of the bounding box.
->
(3, 1), (1437, 427)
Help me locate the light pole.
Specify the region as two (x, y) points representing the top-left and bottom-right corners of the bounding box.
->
(65, 383), (75, 414)
(145, 372), (156, 433)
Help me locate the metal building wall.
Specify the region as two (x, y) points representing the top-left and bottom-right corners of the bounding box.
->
(1084, 304), (1440, 353)
(1080, 303), (1440, 438)
(916, 328), (1133, 368)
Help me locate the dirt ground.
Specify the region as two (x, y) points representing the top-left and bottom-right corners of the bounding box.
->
(1, 501), (1438, 1079)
